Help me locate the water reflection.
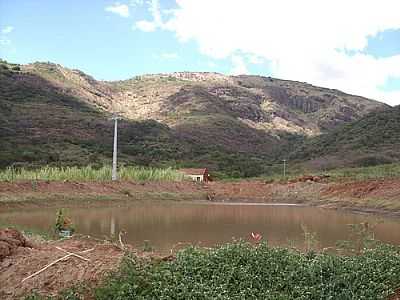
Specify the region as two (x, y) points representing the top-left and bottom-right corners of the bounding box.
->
(1, 202), (400, 253)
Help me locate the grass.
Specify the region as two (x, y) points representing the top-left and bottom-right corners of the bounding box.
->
(251, 162), (400, 183)
(0, 166), (186, 182)
(327, 163), (400, 181)
(25, 241), (400, 300)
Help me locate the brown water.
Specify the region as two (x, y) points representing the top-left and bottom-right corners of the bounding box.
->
(1, 201), (400, 252)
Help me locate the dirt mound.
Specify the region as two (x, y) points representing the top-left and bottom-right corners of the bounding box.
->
(0, 228), (33, 260)
(0, 235), (125, 300)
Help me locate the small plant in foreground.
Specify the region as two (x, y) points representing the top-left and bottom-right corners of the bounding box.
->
(301, 223), (319, 252)
(54, 209), (75, 237)
(142, 240), (154, 252)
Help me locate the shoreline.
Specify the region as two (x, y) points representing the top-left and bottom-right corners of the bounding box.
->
(1, 178), (400, 218)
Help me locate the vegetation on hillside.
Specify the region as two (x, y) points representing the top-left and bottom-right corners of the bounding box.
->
(0, 59), (394, 177)
(290, 106), (400, 169)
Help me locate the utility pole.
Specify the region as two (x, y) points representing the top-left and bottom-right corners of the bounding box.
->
(111, 114), (121, 181)
(283, 159), (287, 178)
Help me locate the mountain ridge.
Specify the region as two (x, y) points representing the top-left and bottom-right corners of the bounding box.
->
(0, 59), (392, 176)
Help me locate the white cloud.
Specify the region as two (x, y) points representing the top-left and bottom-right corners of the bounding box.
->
(134, 0), (166, 32)
(1, 26), (13, 34)
(105, 3), (130, 17)
(230, 55), (249, 75)
(138, 0), (400, 105)
(248, 55), (264, 65)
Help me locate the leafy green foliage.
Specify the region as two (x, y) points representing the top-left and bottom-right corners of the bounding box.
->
(79, 243), (400, 299)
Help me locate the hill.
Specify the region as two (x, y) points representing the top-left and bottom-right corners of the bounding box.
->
(0, 59), (389, 176)
(290, 105), (400, 170)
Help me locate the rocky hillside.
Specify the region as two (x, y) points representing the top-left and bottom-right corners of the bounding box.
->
(0, 60), (389, 176)
(23, 63), (385, 136)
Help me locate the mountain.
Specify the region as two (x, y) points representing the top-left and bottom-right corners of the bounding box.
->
(0, 59), (389, 176)
(289, 105), (400, 170)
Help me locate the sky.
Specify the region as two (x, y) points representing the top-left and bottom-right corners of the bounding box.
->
(0, 0), (400, 106)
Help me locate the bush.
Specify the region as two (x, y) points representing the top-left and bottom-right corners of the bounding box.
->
(95, 243), (400, 299)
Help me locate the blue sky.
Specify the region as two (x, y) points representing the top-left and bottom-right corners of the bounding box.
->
(0, 0), (399, 105)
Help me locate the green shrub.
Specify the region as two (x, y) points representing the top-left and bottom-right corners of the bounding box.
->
(94, 242), (400, 299)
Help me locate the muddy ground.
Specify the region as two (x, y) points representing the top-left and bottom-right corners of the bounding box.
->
(1, 178), (400, 215)
(0, 231), (128, 300)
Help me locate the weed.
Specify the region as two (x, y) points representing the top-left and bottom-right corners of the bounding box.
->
(54, 208), (75, 237)
(142, 240), (154, 252)
(301, 224), (319, 252)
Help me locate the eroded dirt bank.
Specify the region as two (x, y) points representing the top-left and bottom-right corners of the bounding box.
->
(0, 178), (400, 215)
(0, 231), (126, 300)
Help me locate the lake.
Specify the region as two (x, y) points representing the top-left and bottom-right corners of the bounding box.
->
(1, 201), (400, 253)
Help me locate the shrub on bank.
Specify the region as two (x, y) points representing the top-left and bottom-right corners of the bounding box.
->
(27, 242), (400, 299)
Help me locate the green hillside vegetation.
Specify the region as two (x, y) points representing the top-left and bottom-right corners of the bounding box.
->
(290, 106), (400, 170)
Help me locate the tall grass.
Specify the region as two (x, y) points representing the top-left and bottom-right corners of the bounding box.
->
(0, 166), (186, 182)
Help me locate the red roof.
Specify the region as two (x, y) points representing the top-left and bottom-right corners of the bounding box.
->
(179, 168), (207, 175)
